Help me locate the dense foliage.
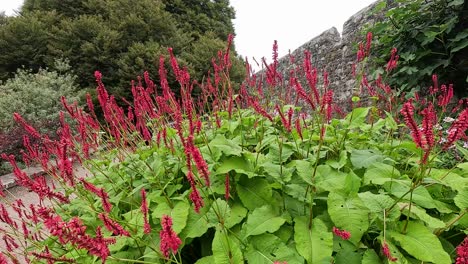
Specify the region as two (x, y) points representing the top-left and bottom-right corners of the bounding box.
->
(0, 0), (244, 99)
(0, 35), (467, 264)
(0, 60), (80, 174)
(366, 0), (468, 96)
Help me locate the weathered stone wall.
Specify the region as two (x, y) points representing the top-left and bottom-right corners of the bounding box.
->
(262, 0), (391, 110)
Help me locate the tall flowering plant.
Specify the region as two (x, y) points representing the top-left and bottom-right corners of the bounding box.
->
(0, 34), (467, 264)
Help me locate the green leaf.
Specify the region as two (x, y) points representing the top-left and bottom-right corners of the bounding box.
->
(294, 217), (333, 264)
(334, 247), (362, 264)
(386, 182), (438, 209)
(388, 221), (451, 264)
(179, 203), (210, 239)
(216, 156), (254, 177)
(236, 175), (273, 210)
(362, 249), (383, 264)
(398, 203), (445, 229)
(429, 168), (468, 192)
(346, 107), (370, 128)
(450, 38), (468, 53)
(266, 142), (295, 164)
(152, 201), (190, 233)
(358, 192), (400, 221)
(262, 162), (294, 183)
(448, 0), (464, 7)
(363, 162), (401, 185)
(315, 165), (349, 193)
(241, 205), (285, 239)
(245, 234), (304, 264)
(328, 192), (369, 244)
(209, 134), (242, 157)
(350, 149), (384, 169)
(225, 202), (248, 228)
(455, 187), (468, 210)
(289, 159), (314, 185)
(212, 226), (244, 264)
(195, 256), (214, 264)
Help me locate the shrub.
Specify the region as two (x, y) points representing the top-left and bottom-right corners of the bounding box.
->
(366, 0), (468, 97)
(0, 60), (80, 173)
(0, 35), (467, 264)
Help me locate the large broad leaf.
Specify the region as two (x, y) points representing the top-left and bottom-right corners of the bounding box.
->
(179, 202), (210, 239)
(388, 221), (451, 264)
(225, 202), (248, 229)
(294, 217), (333, 264)
(455, 187), (468, 210)
(209, 134), (242, 157)
(363, 162), (401, 185)
(386, 182), (438, 209)
(358, 192), (400, 221)
(215, 156), (255, 177)
(241, 205), (286, 240)
(245, 233), (304, 264)
(314, 165), (349, 193)
(152, 200), (190, 233)
(429, 168), (468, 192)
(334, 247), (362, 264)
(265, 142), (295, 164)
(328, 192), (369, 245)
(346, 107), (370, 129)
(212, 226), (244, 264)
(262, 162), (294, 184)
(195, 256), (214, 264)
(398, 203), (445, 229)
(289, 159), (315, 185)
(350, 149), (384, 169)
(236, 175), (273, 210)
(362, 249), (382, 264)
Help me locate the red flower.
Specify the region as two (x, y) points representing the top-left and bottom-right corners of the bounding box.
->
(140, 189), (151, 234)
(159, 215), (182, 258)
(98, 213), (130, 237)
(400, 100), (423, 148)
(456, 236), (468, 264)
(225, 174), (230, 201)
(444, 109), (468, 149)
(332, 226), (351, 240)
(382, 241), (398, 262)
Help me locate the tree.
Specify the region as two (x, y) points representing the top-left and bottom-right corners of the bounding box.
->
(0, 0), (243, 100)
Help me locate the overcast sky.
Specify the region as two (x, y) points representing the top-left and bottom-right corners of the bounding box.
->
(1, 0), (377, 67)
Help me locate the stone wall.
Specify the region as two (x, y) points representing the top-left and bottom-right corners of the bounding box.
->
(260, 0), (392, 110)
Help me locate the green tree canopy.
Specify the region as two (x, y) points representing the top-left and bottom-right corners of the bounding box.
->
(0, 0), (243, 100)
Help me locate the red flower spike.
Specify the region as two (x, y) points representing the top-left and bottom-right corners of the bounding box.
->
(444, 109), (468, 150)
(332, 226), (351, 240)
(140, 189), (151, 234)
(382, 242), (398, 262)
(98, 213), (130, 237)
(13, 113), (41, 139)
(456, 236), (468, 264)
(160, 215), (182, 258)
(189, 184), (204, 213)
(225, 174), (230, 201)
(400, 100), (423, 148)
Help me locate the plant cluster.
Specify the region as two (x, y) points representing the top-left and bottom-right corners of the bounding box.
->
(0, 34), (467, 264)
(366, 0), (468, 97)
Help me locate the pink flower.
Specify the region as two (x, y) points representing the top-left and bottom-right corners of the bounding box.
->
(140, 189), (151, 234)
(160, 215), (182, 258)
(456, 236), (468, 264)
(332, 226), (351, 240)
(400, 100), (423, 148)
(382, 241), (398, 262)
(98, 213), (130, 237)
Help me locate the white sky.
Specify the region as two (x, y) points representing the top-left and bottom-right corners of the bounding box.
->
(1, 0), (377, 68)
